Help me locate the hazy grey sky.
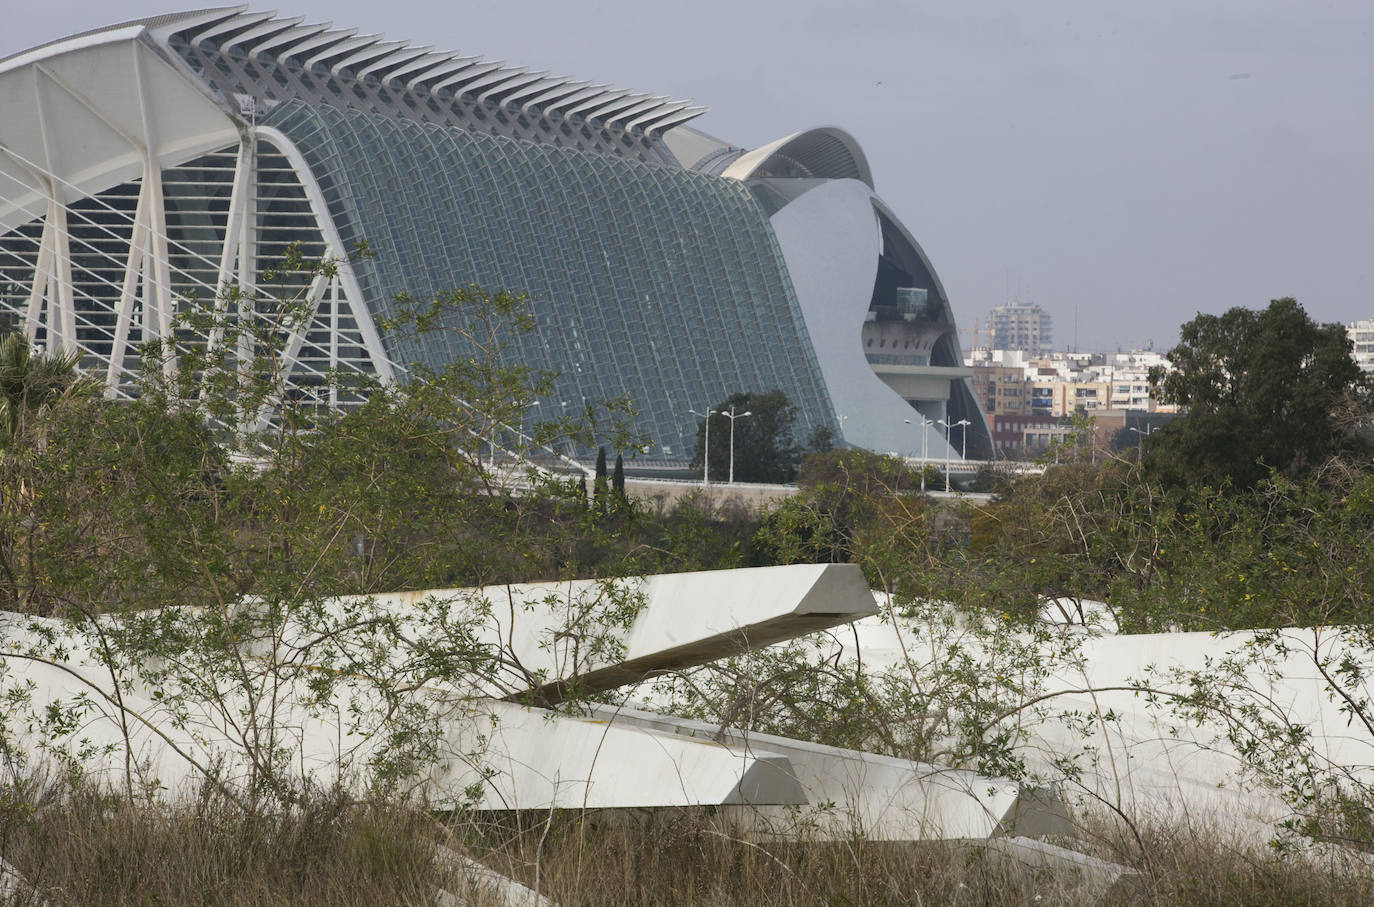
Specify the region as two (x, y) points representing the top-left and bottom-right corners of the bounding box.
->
(6, 1), (1373, 352)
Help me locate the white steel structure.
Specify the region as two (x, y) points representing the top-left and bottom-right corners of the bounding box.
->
(0, 8), (992, 460)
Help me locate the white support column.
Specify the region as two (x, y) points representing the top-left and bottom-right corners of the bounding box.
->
(130, 42), (175, 378)
(254, 126), (395, 384)
(236, 137), (257, 381)
(24, 213), (54, 343)
(273, 271), (328, 388)
(143, 161), (173, 355)
(207, 134), (254, 357)
(107, 180), (151, 394)
(249, 269), (329, 432)
(328, 275), (340, 409)
(47, 197), (76, 355)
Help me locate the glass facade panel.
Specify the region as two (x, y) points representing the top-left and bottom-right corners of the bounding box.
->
(264, 101), (836, 457)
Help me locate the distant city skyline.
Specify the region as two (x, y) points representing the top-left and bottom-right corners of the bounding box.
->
(5, 1), (1372, 352)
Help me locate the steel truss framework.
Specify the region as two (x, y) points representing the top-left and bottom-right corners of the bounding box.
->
(0, 8), (993, 461)
(0, 120), (394, 403)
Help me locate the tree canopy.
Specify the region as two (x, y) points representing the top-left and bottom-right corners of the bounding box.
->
(1145, 297), (1369, 489)
(689, 390), (807, 484)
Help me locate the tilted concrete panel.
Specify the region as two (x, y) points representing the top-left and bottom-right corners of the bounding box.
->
(329, 563), (878, 703)
(435, 702), (807, 811)
(591, 704), (1074, 842)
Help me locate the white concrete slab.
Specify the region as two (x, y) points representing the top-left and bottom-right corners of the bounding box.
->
(435, 701), (807, 811)
(772, 612), (1374, 841)
(328, 563), (878, 702)
(589, 703), (1073, 842)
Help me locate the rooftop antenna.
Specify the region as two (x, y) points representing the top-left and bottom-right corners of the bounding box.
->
(1074, 304), (1079, 354)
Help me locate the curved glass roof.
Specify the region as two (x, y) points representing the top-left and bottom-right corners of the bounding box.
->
(264, 101), (838, 457)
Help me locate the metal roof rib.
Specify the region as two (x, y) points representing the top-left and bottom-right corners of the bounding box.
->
(247, 20), (327, 57)
(126, 7), (705, 145)
(517, 80), (588, 114)
(430, 60), (505, 94)
(624, 100), (691, 132)
(318, 35), (384, 74)
(561, 88), (630, 121)
(606, 96), (664, 129)
(376, 49), (445, 85)
(542, 84), (611, 117)
(405, 56), (480, 91)
(190, 9), (277, 47)
(339, 39), (410, 76)
(503, 76), (570, 109)
(218, 16), (302, 53)
(589, 92), (653, 124)
(454, 64), (521, 97)
(299, 30), (364, 70)
(478, 70), (547, 106)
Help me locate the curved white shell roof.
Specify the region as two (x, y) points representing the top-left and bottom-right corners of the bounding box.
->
(721, 127), (874, 189)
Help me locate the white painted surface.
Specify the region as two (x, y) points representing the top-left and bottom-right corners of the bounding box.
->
(780, 610), (1374, 839)
(768, 179), (956, 458)
(0, 565), (874, 809)
(591, 704), (1069, 841)
(343, 563), (877, 700)
(0, 34), (237, 231)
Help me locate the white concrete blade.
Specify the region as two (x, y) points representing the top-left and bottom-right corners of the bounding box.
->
(589, 703), (1073, 841)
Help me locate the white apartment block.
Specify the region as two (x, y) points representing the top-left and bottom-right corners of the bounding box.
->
(1349, 318), (1374, 374)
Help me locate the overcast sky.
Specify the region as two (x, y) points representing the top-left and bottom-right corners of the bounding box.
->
(6, 1), (1373, 352)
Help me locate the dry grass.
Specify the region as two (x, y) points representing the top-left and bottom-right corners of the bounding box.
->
(4, 785), (1374, 906)
(460, 808), (1374, 906)
(0, 782), (452, 906)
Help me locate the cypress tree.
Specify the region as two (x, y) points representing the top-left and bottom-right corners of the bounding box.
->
(594, 446), (608, 514)
(612, 452), (626, 509)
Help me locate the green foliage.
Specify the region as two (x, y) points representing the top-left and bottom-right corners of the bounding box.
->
(0, 333), (99, 451)
(594, 446), (608, 514)
(689, 390), (802, 484)
(1146, 297), (1370, 489)
(611, 452), (626, 509)
(755, 449), (919, 566)
(0, 250), (668, 811)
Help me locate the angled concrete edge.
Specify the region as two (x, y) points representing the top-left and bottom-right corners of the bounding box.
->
(981, 836), (1142, 901)
(434, 844), (559, 907)
(588, 703), (1075, 841)
(525, 562), (878, 702)
(432, 700), (807, 811)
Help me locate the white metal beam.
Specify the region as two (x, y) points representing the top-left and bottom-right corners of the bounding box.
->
(46, 196), (75, 353)
(107, 175), (149, 393)
(24, 207), (53, 343)
(254, 126), (395, 383)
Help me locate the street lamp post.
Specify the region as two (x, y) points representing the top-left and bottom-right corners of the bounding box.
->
(1130, 424), (1154, 455)
(915, 416), (933, 492)
(937, 418), (951, 493)
(950, 419), (972, 492)
(721, 407), (753, 484)
(689, 408), (716, 485)
(936, 418), (971, 493)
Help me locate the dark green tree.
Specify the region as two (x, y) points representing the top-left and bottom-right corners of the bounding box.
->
(611, 452), (626, 508)
(690, 390), (802, 484)
(594, 445), (608, 514)
(1146, 298), (1369, 489)
(0, 333), (98, 450)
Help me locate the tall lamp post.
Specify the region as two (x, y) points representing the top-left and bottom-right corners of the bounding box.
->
(689, 408), (716, 485)
(950, 420), (972, 491)
(908, 415), (934, 492)
(936, 418), (972, 493)
(1130, 424), (1154, 456)
(721, 407), (752, 484)
(937, 419), (951, 493)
